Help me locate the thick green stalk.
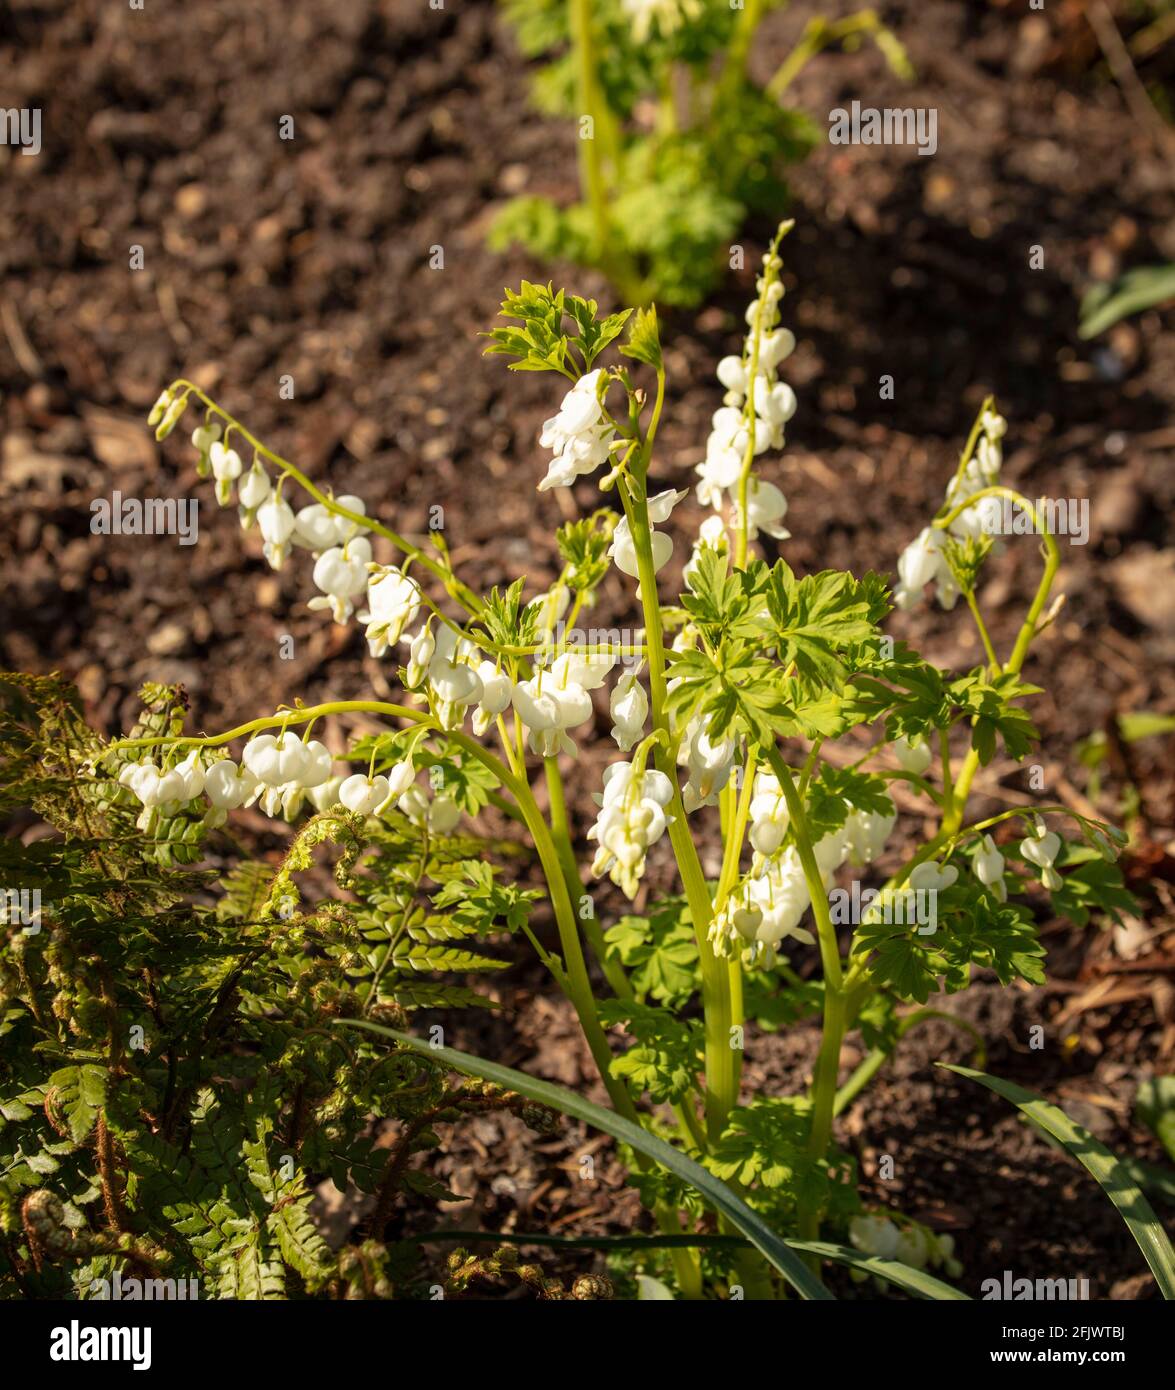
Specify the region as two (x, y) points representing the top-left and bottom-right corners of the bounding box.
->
(620, 478), (737, 1142)
(570, 0), (609, 257)
(544, 756), (632, 999)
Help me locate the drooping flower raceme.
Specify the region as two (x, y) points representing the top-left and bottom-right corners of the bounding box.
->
(894, 406), (1007, 610)
(588, 761), (673, 899)
(538, 369), (616, 492)
(511, 648), (614, 758)
(695, 251), (796, 536)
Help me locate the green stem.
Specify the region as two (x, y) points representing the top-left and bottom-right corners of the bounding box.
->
(621, 462), (736, 1144)
(832, 1008), (986, 1117)
(544, 756), (632, 999)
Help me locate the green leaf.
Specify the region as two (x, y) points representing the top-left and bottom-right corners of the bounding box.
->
(1136, 1077), (1175, 1166)
(620, 304), (662, 371)
(604, 896), (699, 1006)
(790, 1240), (970, 1300)
(765, 563), (880, 687)
(48, 1064), (106, 1144)
(598, 1001), (703, 1105)
(944, 1065), (1175, 1299)
(341, 1022), (834, 1300)
(1079, 263), (1175, 339)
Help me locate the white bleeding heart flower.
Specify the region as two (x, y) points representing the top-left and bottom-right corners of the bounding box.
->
(1020, 827), (1063, 891)
(359, 566), (421, 658)
(173, 750), (206, 800)
(257, 495), (296, 569)
(894, 735), (933, 776)
(609, 490), (686, 591)
(406, 625), (436, 687)
(242, 732), (310, 787)
(843, 808), (897, 867)
(682, 726), (735, 811)
(588, 761), (673, 898)
(511, 676), (582, 758)
(298, 740), (334, 789)
(756, 328), (796, 374)
(238, 460), (271, 511)
(549, 649), (617, 691)
(428, 628), (484, 714)
(471, 662), (514, 736)
(191, 422), (221, 475)
(127, 761), (187, 809)
(428, 793), (462, 835)
(397, 784), (460, 833)
(292, 503), (340, 553)
(850, 1215), (902, 1261)
(385, 760), (416, 800)
(713, 848), (814, 964)
(538, 369), (616, 491)
(973, 833), (1007, 900)
(308, 538), (373, 624)
(737, 477), (790, 541)
(609, 669), (648, 751)
(338, 773), (390, 816)
(306, 775), (345, 812)
(204, 759), (257, 810)
(209, 441), (243, 506)
(893, 526), (948, 610)
(749, 772), (790, 857)
(908, 860), (959, 894)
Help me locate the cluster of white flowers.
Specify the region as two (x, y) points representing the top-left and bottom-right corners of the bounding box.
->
(588, 761), (674, 899)
(710, 774), (898, 964)
(849, 1214), (962, 1281)
(538, 369), (617, 492)
(695, 251), (795, 541)
(117, 734), (445, 833)
(182, 418), (435, 658)
(512, 648), (614, 758)
(621, 0), (700, 42)
(893, 406), (1006, 611)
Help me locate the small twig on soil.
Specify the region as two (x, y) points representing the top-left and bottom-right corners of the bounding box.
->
(1086, 1), (1175, 164)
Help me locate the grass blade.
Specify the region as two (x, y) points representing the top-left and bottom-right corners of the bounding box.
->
(343, 1020), (833, 1300)
(943, 1063), (1175, 1299)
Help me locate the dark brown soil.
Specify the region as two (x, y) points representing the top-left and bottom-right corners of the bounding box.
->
(2, 0), (1173, 1297)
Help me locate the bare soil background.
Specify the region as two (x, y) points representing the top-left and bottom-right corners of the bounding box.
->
(2, 0), (1174, 1296)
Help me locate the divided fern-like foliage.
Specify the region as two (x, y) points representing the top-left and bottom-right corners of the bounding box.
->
(0, 673), (554, 1300)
